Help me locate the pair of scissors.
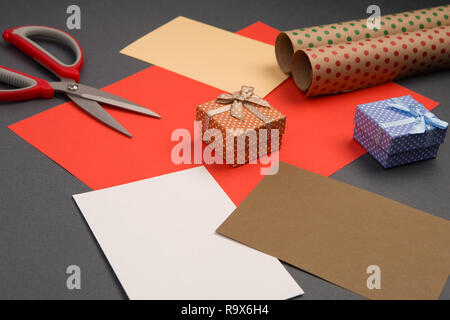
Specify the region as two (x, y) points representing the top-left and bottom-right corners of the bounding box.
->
(0, 26), (161, 137)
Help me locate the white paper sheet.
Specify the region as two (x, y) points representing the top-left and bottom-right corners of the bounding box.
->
(73, 166), (303, 299)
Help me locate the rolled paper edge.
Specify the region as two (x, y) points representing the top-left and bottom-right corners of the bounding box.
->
(291, 50), (313, 93)
(275, 32), (295, 74)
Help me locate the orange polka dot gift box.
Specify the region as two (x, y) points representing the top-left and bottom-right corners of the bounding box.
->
(196, 86), (286, 167)
(353, 95), (448, 168)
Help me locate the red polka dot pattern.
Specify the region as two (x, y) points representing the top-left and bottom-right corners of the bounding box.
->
(276, 5), (450, 72)
(293, 26), (450, 96)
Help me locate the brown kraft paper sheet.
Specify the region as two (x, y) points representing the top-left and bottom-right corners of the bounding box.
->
(217, 162), (450, 300)
(291, 25), (450, 96)
(275, 4), (450, 73)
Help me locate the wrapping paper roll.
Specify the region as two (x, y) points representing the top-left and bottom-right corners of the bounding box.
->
(291, 26), (450, 96)
(275, 5), (450, 73)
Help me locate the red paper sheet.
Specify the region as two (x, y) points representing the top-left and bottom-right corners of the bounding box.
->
(9, 22), (439, 205)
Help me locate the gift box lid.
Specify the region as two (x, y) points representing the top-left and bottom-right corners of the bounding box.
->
(197, 86), (286, 136)
(354, 95), (448, 155)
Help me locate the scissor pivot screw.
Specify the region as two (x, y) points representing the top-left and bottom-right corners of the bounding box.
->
(67, 84), (79, 91)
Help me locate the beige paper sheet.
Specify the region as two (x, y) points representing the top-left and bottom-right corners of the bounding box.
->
(217, 162), (450, 300)
(120, 16), (288, 97)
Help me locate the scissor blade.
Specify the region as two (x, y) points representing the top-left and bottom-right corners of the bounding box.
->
(81, 92), (161, 119)
(67, 93), (132, 137)
(51, 81), (161, 118)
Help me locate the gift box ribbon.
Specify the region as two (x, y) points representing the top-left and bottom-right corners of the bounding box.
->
(380, 98), (448, 134)
(204, 86), (273, 129)
(374, 97), (448, 149)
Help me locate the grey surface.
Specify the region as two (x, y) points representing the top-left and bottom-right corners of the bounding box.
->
(0, 0), (448, 300)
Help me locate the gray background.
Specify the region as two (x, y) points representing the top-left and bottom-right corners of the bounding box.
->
(0, 0), (448, 300)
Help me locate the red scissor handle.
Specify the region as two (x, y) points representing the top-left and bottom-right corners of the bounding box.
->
(0, 66), (54, 102)
(3, 26), (84, 82)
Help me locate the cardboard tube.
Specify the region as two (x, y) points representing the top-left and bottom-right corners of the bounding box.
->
(276, 4), (450, 73)
(292, 26), (450, 96)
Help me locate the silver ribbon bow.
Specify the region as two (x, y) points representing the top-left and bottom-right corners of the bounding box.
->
(216, 86), (272, 122)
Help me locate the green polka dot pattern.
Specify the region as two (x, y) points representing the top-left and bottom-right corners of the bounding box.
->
(294, 25), (450, 96)
(276, 5), (450, 72)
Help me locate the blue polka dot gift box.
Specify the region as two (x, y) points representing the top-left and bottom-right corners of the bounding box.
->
(353, 95), (448, 168)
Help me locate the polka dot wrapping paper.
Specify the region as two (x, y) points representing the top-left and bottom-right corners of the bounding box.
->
(275, 4), (449, 73)
(292, 25), (450, 96)
(353, 95), (448, 168)
(196, 95), (286, 167)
